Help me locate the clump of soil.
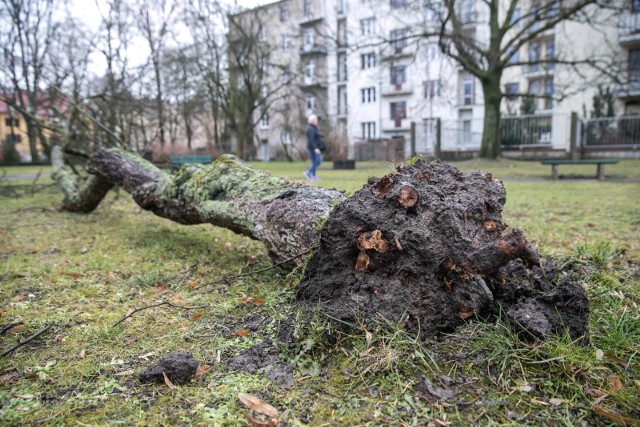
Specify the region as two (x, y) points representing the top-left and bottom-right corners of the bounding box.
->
(227, 342), (295, 389)
(297, 159), (589, 340)
(138, 352), (199, 384)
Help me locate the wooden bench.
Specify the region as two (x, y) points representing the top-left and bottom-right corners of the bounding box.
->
(540, 159), (619, 181)
(169, 155), (213, 170)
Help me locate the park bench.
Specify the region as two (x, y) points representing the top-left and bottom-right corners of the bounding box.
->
(540, 159), (619, 181)
(168, 155), (213, 170)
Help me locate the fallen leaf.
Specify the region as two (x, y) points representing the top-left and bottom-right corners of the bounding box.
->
(0, 372), (21, 384)
(238, 393), (279, 418)
(62, 272), (84, 278)
(196, 364), (211, 377)
(138, 352), (155, 361)
(517, 385), (534, 393)
(79, 349), (86, 359)
(592, 406), (638, 425)
(458, 310), (475, 319)
(189, 312), (204, 321)
(110, 357), (125, 365)
(355, 251), (370, 271)
(531, 398), (549, 406)
(595, 348), (604, 360)
(106, 272), (118, 281)
(254, 298), (265, 305)
(150, 282), (168, 295)
(168, 296), (186, 305)
(8, 324), (25, 334)
(240, 295), (255, 303)
(235, 329), (250, 337)
(549, 398), (565, 406)
(14, 394), (35, 400)
(162, 372), (177, 390)
(15, 405), (30, 411)
(11, 294), (27, 302)
(244, 413), (275, 427)
(604, 352), (627, 368)
(635, 380), (640, 388)
(216, 350), (221, 364)
(365, 329), (373, 345)
(187, 280), (200, 289)
(608, 374), (623, 394)
(113, 370), (134, 376)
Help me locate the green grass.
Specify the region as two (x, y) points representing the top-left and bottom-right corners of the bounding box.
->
(0, 158), (639, 425)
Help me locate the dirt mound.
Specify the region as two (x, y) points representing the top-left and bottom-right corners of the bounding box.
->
(138, 352), (199, 384)
(297, 159), (589, 340)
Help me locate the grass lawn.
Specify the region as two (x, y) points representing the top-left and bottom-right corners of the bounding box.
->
(0, 158), (639, 425)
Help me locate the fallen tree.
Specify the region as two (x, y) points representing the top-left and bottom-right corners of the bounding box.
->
(51, 146), (589, 340)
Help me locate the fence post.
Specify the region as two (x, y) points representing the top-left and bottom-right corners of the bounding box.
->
(410, 122), (416, 157)
(569, 112), (579, 160)
(435, 118), (442, 159)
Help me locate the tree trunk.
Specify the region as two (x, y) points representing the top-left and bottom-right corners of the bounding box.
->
(479, 80), (503, 159)
(51, 148), (589, 340)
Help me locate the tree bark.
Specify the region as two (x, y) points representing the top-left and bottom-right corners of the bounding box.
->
(479, 79), (503, 159)
(53, 146), (343, 266)
(51, 149), (589, 340)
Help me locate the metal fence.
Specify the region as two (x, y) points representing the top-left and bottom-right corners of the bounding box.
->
(353, 138), (405, 161)
(584, 116), (640, 148)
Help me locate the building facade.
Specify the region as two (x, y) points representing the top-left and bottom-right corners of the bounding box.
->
(231, 0), (631, 161)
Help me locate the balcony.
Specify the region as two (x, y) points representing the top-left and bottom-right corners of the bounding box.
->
(379, 44), (413, 61)
(525, 63), (555, 78)
(619, 12), (640, 46)
(300, 44), (328, 56)
(299, 78), (328, 89)
(381, 84), (413, 97)
(381, 118), (411, 132)
(299, 15), (323, 27)
(615, 80), (640, 100)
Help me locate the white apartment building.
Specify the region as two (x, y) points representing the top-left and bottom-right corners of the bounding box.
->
(231, 0), (632, 161)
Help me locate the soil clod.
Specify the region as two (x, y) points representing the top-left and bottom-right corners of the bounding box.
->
(138, 352), (199, 384)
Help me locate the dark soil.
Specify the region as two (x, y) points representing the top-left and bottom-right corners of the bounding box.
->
(138, 352), (199, 384)
(227, 341), (295, 388)
(297, 159), (589, 340)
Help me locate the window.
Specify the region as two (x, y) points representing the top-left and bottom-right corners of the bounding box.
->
(390, 64), (406, 86)
(425, 2), (443, 22)
(361, 122), (376, 139)
(282, 70), (292, 84)
(281, 34), (291, 50)
(510, 8), (521, 26)
(261, 85), (268, 98)
(280, 3), (289, 21)
(259, 57), (269, 75)
(361, 87), (376, 103)
(424, 42), (440, 60)
(633, 0), (640, 13)
(630, 49), (640, 82)
(361, 52), (376, 69)
(529, 79), (541, 96)
(506, 46), (520, 65)
(548, 1), (559, 18)
(530, 3), (542, 31)
(462, 73), (474, 105)
(338, 85), (348, 115)
(337, 0), (347, 14)
(338, 53), (348, 81)
(260, 113), (270, 129)
(338, 19), (348, 46)
(360, 17), (376, 35)
(544, 79), (554, 109)
(529, 42), (540, 71)
(546, 39), (555, 70)
(305, 93), (317, 113)
(424, 80), (442, 99)
(390, 101), (406, 127)
(505, 82), (519, 100)
(4, 118), (19, 127)
(304, 59), (316, 84)
(303, 28), (316, 51)
(304, 0), (312, 16)
(390, 0), (406, 9)
(282, 131), (292, 144)
(390, 28), (408, 52)
(258, 25), (267, 42)
(461, 0), (475, 23)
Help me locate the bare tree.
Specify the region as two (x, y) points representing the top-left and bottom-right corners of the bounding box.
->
(0, 0), (62, 163)
(136, 0), (176, 148)
(425, 0), (620, 158)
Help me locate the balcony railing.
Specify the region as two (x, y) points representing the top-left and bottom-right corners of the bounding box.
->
(381, 84), (413, 97)
(618, 12), (640, 45)
(300, 44), (328, 55)
(382, 118), (410, 131)
(614, 80), (640, 99)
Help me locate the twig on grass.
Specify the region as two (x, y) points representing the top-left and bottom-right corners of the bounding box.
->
(190, 246), (316, 291)
(112, 301), (210, 328)
(0, 322), (53, 358)
(0, 321), (24, 336)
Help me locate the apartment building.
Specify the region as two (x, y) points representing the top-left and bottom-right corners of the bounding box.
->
(231, 0), (629, 161)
